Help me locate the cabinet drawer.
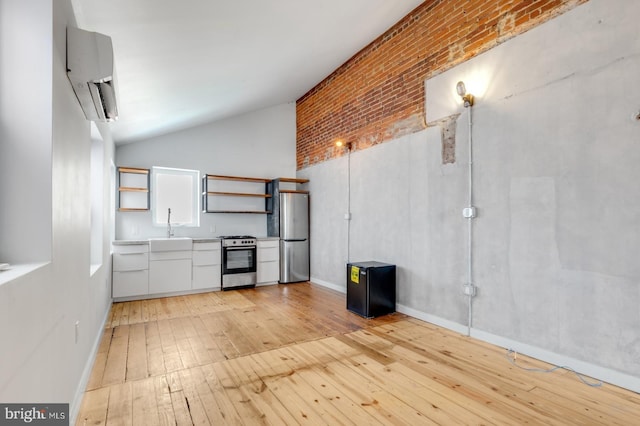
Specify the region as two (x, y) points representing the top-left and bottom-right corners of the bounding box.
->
(149, 250), (192, 261)
(192, 249), (221, 266)
(257, 260), (279, 283)
(258, 240), (279, 248)
(192, 265), (221, 290)
(113, 252), (149, 271)
(258, 246), (279, 262)
(193, 242), (221, 251)
(113, 243), (148, 254)
(113, 270), (148, 298)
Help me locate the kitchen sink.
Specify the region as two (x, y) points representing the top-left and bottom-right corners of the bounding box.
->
(148, 237), (193, 252)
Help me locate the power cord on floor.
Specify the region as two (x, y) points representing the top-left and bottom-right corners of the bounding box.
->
(506, 349), (603, 387)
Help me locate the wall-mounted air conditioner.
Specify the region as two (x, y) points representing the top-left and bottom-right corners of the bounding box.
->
(66, 27), (118, 122)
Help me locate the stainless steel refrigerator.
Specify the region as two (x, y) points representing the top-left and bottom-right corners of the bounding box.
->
(268, 188), (310, 283)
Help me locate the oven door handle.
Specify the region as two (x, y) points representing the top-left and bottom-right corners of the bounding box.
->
(224, 246), (256, 251)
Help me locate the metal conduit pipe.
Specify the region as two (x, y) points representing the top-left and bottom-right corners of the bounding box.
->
(456, 80), (476, 338)
(466, 106), (474, 337)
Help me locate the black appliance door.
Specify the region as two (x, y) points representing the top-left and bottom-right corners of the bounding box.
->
(346, 264), (368, 317)
(223, 246), (256, 274)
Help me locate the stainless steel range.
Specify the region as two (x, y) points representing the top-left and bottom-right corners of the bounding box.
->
(220, 236), (257, 290)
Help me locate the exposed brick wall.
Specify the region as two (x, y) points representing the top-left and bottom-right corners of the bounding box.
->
(296, 0), (589, 169)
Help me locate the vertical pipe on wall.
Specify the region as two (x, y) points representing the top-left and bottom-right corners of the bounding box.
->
(466, 106), (474, 337)
(347, 148), (351, 263)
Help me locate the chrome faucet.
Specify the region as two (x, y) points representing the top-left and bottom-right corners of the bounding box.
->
(167, 208), (173, 237)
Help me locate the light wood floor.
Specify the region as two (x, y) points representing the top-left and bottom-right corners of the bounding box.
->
(76, 283), (640, 425)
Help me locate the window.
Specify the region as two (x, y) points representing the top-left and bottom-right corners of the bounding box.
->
(90, 137), (103, 274)
(152, 167), (200, 227)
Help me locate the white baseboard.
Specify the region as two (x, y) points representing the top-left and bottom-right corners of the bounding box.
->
(69, 299), (113, 425)
(397, 303), (640, 394)
(310, 277), (345, 293)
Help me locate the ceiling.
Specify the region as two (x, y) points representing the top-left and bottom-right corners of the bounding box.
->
(72, 0), (424, 144)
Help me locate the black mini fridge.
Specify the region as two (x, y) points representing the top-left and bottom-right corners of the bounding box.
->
(346, 261), (396, 318)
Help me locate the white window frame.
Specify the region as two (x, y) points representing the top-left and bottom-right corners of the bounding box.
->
(151, 167), (200, 228)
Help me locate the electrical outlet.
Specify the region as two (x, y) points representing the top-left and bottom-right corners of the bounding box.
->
(344, 212), (352, 220)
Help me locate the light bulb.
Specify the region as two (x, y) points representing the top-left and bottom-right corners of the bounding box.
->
(456, 81), (467, 97)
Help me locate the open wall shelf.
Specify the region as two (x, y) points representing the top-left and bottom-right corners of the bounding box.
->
(118, 167), (150, 211)
(202, 174), (272, 213)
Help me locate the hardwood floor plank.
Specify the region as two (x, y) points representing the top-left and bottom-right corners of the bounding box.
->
(181, 366), (233, 425)
(75, 387), (109, 426)
(119, 302), (131, 326)
(153, 374), (177, 426)
(145, 321), (166, 377)
(131, 378), (160, 425)
(342, 330), (518, 424)
(251, 349), (334, 424)
(307, 337), (440, 425)
(211, 359), (269, 424)
(200, 311), (241, 360)
(157, 319), (183, 373)
(169, 390), (194, 426)
(126, 323), (148, 381)
(127, 300), (143, 325)
(200, 363), (246, 424)
(277, 345), (389, 426)
(349, 327), (596, 425)
(229, 354), (302, 425)
(105, 381), (132, 425)
(86, 331), (111, 391)
(171, 317), (199, 369)
(109, 303), (123, 328)
(101, 326), (129, 387)
(176, 367), (222, 425)
(190, 315), (227, 363)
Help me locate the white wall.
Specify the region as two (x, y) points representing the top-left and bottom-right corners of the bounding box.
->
(115, 103), (296, 239)
(0, 0), (115, 422)
(301, 0), (640, 392)
(0, 0), (52, 264)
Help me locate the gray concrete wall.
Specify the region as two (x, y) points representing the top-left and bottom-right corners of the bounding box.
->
(299, 0), (640, 391)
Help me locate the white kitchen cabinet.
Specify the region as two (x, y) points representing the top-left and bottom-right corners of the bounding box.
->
(257, 239), (279, 284)
(192, 241), (222, 290)
(112, 243), (149, 298)
(149, 249), (192, 295)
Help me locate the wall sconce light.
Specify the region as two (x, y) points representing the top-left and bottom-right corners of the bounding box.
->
(456, 81), (474, 108)
(335, 140), (353, 151)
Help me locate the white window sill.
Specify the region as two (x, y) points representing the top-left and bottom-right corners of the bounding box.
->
(90, 263), (103, 277)
(0, 262), (50, 286)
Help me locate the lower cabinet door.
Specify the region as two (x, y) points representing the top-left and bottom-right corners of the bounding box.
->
(113, 270), (149, 298)
(192, 265), (221, 290)
(149, 259), (191, 294)
(257, 260), (280, 283)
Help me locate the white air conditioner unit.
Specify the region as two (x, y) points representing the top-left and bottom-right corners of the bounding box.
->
(66, 27), (118, 122)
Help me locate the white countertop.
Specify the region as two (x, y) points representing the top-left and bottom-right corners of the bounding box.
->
(113, 236), (280, 245)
